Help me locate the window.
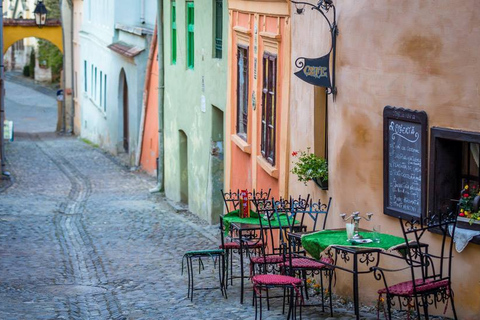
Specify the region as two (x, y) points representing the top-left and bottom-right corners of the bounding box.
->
(261, 53), (277, 165)
(94, 67), (97, 101)
(104, 74), (107, 112)
(84, 60), (87, 92)
(236, 45), (249, 140)
(186, 1), (194, 69)
(90, 64), (93, 97)
(214, 0), (223, 59)
(171, 0), (177, 64)
(429, 127), (480, 242)
(100, 71), (103, 107)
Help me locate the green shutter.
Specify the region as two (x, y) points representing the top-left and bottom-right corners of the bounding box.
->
(187, 2), (194, 69)
(214, 0), (223, 58)
(171, 1), (177, 64)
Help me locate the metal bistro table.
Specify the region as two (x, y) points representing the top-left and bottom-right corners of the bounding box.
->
(289, 229), (409, 320)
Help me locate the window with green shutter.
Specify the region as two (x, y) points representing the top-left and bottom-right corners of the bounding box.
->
(186, 1), (194, 69)
(214, 0), (223, 59)
(171, 1), (177, 64)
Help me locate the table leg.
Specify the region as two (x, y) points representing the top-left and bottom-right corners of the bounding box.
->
(353, 254), (359, 320)
(239, 230), (244, 304)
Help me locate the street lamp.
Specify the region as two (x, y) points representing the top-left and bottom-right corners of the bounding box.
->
(33, 0), (48, 27)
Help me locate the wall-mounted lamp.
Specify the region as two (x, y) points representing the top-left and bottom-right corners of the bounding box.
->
(33, 0), (48, 28)
(292, 0), (338, 96)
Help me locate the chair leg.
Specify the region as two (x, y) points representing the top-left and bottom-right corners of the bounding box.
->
(421, 295), (429, 320)
(266, 288), (270, 310)
(188, 257), (194, 301)
(320, 274), (325, 312)
(186, 255), (191, 300)
(386, 295), (393, 320)
(328, 270), (333, 317)
(254, 290), (258, 320)
(450, 289), (458, 320)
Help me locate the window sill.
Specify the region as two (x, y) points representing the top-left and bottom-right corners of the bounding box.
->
(257, 155), (278, 179)
(231, 134), (251, 154)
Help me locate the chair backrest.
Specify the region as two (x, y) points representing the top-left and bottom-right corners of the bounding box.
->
(294, 197), (332, 233)
(399, 210), (458, 290)
(277, 195), (311, 229)
(221, 188), (271, 213)
(251, 197), (280, 262)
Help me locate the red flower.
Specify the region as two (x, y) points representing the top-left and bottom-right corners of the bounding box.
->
(464, 193), (469, 198)
(292, 151), (298, 156)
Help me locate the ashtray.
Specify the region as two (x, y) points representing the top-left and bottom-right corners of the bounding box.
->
(348, 238), (373, 245)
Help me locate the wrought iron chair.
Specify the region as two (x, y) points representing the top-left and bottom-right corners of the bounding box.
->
(276, 198), (335, 315)
(220, 189), (271, 287)
(251, 198), (304, 319)
(249, 195), (310, 277)
(181, 222), (227, 301)
(372, 211), (458, 320)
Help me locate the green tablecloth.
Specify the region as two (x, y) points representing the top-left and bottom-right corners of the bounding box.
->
(301, 229), (407, 260)
(222, 209), (295, 236)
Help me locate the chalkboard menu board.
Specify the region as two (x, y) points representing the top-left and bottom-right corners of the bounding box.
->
(383, 107), (428, 220)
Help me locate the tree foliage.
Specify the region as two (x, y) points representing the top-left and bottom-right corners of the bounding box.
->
(37, 0), (62, 82)
(43, 0), (61, 20)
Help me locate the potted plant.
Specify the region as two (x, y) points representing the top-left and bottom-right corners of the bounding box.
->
(291, 148), (328, 190)
(458, 184), (480, 227)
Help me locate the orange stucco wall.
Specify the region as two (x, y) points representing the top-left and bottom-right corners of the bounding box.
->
(289, 1), (480, 318)
(226, 0), (290, 199)
(140, 45), (159, 175)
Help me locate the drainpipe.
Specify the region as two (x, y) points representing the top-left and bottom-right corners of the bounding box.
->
(140, 0), (146, 24)
(0, 0), (6, 175)
(69, 0), (74, 133)
(150, 0), (164, 193)
(0, 0), (10, 179)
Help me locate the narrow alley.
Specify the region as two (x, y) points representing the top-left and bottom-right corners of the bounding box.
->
(0, 78), (372, 320)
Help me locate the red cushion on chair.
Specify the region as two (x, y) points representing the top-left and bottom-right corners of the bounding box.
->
(220, 241), (262, 249)
(378, 278), (449, 296)
(252, 274), (303, 286)
(250, 255), (285, 264)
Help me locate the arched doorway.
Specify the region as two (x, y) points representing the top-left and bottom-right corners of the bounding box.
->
(118, 69), (129, 153)
(179, 130), (189, 204)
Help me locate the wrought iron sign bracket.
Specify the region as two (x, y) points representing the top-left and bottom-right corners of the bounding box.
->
(292, 0), (338, 97)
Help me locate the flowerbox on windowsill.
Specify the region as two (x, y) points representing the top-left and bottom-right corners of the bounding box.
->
(457, 216), (480, 231)
(312, 177), (328, 190)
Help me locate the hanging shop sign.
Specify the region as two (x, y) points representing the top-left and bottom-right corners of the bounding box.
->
(294, 54), (331, 88)
(292, 0), (338, 95)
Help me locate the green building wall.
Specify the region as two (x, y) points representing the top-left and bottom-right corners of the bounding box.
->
(163, 0), (228, 223)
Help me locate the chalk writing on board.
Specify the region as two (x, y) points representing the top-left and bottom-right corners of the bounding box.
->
(388, 119), (422, 215)
(384, 106), (427, 219)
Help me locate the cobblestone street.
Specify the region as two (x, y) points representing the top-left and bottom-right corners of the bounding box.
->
(1, 133), (376, 320)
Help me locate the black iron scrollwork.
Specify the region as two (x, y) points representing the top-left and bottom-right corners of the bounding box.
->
(291, 0), (338, 96)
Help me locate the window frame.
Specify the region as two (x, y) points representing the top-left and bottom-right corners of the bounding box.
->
(236, 45), (249, 141)
(429, 127), (480, 244)
(213, 0), (223, 59)
(186, 1), (195, 69)
(261, 53), (277, 166)
(171, 0), (177, 64)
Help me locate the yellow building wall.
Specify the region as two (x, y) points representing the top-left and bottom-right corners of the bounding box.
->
(289, 1), (480, 319)
(4, 24), (63, 53)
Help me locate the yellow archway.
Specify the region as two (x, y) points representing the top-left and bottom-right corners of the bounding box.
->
(3, 19), (63, 53)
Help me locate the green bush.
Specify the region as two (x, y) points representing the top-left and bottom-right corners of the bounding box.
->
(23, 65), (30, 77)
(29, 49), (35, 79)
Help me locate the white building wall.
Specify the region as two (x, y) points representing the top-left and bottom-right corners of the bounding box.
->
(80, 0), (156, 162)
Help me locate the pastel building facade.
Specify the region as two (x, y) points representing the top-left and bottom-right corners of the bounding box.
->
(162, 0), (228, 223)
(288, 1), (480, 319)
(225, 0), (291, 200)
(80, 0), (156, 164)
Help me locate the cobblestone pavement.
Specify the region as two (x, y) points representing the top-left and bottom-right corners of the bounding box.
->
(4, 72), (58, 133)
(1, 133), (395, 320)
